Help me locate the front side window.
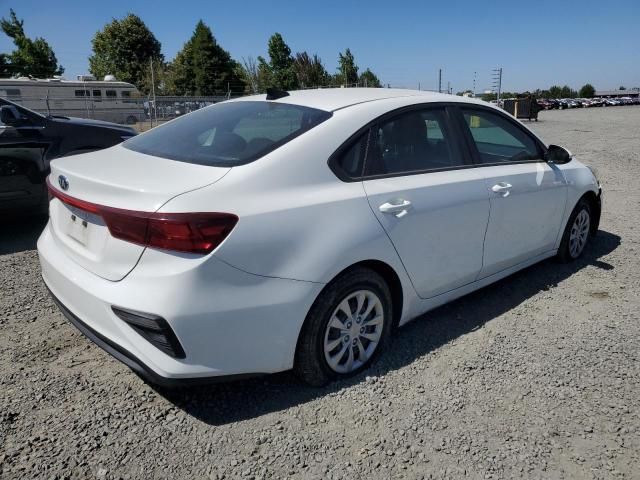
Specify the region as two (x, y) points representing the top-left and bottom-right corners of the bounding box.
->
(124, 101), (332, 166)
(461, 108), (541, 163)
(366, 108), (463, 176)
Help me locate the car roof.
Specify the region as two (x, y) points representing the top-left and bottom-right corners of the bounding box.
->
(229, 88), (491, 112)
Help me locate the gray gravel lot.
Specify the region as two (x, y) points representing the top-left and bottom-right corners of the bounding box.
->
(1, 106), (639, 479)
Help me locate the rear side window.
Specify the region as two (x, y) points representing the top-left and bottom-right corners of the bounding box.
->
(366, 108), (463, 176)
(124, 101), (332, 166)
(332, 132), (369, 179)
(461, 108), (541, 163)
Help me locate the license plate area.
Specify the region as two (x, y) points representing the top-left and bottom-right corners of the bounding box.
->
(64, 205), (99, 246)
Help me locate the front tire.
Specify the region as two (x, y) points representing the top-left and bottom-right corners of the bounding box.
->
(557, 199), (592, 262)
(294, 267), (393, 386)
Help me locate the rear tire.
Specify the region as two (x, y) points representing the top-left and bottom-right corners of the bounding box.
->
(556, 198), (592, 263)
(126, 115), (137, 125)
(294, 267), (393, 386)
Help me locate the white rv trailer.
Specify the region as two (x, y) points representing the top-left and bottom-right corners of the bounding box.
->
(0, 75), (145, 124)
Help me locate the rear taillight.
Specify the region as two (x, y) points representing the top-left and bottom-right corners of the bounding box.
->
(46, 178), (238, 254)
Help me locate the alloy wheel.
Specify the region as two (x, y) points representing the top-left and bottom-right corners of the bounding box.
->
(569, 209), (590, 258)
(323, 290), (384, 374)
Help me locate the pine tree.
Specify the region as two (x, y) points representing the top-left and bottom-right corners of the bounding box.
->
(170, 20), (245, 96)
(258, 33), (298, 90)
(337, 48), (358, 86)
(359, 68), (381, 88)
(0, 9), (64, 77)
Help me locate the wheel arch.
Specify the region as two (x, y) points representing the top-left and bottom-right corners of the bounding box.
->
(579, 190), (601, 235)
(308, 259), (405, 332)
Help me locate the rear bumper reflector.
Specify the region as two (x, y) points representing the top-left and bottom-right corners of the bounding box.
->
(111, 306), (186, 359)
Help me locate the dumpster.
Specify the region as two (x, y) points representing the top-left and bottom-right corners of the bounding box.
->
(503, 97), (540, 121)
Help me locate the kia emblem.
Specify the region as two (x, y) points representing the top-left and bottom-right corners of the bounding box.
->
(58, 175), (69, 191)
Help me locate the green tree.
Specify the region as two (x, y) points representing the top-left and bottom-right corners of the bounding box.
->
(170, 20), (245, 95)
(0, 9), (63, 77)
(337, 48), (358, 86)
(0, 53), (10, 77)
(169, 42), (194, 95)
(578, 83), (595, 98)
(89, 14), (162, 93)
(559, 85), (577, 98)
(548, 85), (562, 98)
(257, 33), (298, 90)
(619, 86), (626, 90)
(359, 68), (381, 87)
(293, 52), (328, 88)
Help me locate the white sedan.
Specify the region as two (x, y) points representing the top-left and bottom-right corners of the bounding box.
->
(38, 88), (602, 386)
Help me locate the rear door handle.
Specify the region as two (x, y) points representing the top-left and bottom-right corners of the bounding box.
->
(379, 199), (412, 218)
(491, 182), (513, 197)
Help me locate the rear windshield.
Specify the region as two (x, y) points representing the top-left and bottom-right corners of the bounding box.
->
(123, 101), (332, 166)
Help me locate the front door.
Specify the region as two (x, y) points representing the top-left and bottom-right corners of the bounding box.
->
(362, 106), (490, 299)
(457, 106), (567, 278)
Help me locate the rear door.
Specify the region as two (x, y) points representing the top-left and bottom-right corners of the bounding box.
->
(456, 106), (567, 278)
(361, 105), (490, 299)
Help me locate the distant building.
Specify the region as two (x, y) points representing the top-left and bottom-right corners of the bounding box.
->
(595, 88), (639, 98)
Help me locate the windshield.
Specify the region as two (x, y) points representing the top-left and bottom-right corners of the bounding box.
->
(123, 101), (332, 166)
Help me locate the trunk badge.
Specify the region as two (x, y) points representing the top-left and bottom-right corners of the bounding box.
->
(58, 175), (69, 191)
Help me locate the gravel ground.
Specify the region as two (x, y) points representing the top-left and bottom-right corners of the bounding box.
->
(1, 106), (639, 480)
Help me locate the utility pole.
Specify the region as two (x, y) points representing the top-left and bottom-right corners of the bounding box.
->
(150, 58), (157, 127)
(438, 69), (442, 93)
(492, 67), (503, 105)
(473, 71), (477, 97)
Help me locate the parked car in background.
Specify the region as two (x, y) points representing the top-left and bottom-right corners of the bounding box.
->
(536, 99), (554, 110)
(39, 88), (602, 386)
(0, 97), (137, 215)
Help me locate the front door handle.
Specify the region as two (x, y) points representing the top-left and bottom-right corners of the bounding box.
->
(491, 182), (513, 197)
(379, 199), (412, 218)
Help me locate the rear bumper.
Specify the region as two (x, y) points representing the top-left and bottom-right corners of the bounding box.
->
(46, 287), (258, 388)
(38, 222), (324, 385)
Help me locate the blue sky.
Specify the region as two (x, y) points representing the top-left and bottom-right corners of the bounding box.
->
(1, 0), (638, 92)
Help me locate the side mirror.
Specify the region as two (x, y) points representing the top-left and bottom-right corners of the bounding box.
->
(0, 105), (26, 126)
(546, 144), (572, 164)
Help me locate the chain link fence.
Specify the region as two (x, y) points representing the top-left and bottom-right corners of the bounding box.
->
(6, 94), (246, 132)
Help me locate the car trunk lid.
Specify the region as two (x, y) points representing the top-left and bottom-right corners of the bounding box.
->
(47, 144), (230, 281)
